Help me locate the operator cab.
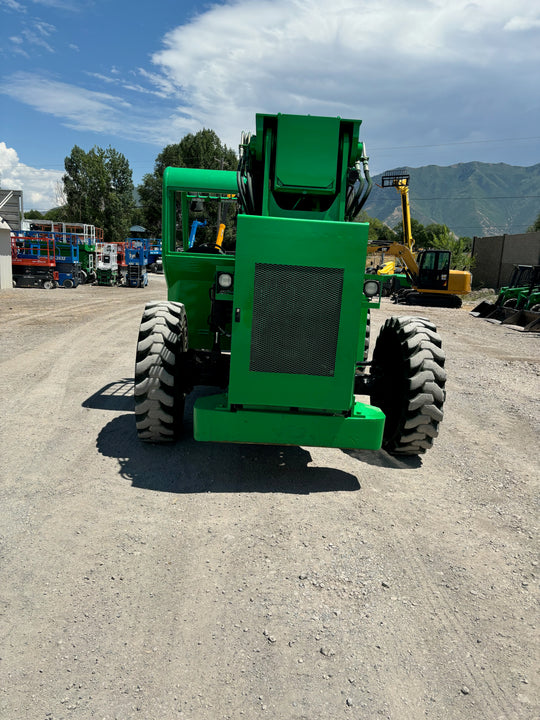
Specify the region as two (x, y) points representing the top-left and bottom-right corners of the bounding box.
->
(416, 249), (451, 291)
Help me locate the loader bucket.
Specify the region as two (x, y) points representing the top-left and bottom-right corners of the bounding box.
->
(501, 309), (540, 332)
(470, 300), (497, 318)
(482, 305), (508, 323)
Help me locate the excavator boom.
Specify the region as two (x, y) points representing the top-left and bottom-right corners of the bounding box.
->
(373, 172), (472, 306)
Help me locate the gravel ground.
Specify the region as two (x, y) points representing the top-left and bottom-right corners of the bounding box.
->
(0, 275), (538, 720)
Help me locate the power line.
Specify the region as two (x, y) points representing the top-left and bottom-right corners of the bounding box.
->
(18, 136), (540, 169)
(449, 226), (531, 230)
(411, 195), (540, 201)
(373, 136), (540, 151)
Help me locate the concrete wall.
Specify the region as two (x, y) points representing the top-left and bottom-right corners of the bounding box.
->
(472, 232), (540, 289)
(0, 220), (13, 290)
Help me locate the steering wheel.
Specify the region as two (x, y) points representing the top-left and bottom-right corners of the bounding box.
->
(193, 243), (224, 254)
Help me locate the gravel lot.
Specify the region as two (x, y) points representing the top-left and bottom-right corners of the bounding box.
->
(0, 275), (538, 719)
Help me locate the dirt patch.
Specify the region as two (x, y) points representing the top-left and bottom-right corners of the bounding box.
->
(0, 278), (538, 719)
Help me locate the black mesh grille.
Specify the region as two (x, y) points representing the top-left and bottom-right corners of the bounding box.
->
(250, 263), (343, 376)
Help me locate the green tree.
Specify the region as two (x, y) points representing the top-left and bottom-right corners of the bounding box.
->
(357, 211), (396, 243)
(24, 209), (44, 219)
(102, 147), (135, 243)
(138, 129), (237, 237)
(430, 225), (474, 271)
(527, 211), (540, 232)
(392, 218), (472, 255)
(63, 145), (134, 242)
(44, 207), (68, 222)
(130, 205), (147, 229)
(392, 218), (434, 248)
(424, 223), (454, 249)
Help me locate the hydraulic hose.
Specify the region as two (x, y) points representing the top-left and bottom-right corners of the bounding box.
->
(237, 131), (255, 215)
(346, 166), (365, 221)
(349, 146), (373, 220)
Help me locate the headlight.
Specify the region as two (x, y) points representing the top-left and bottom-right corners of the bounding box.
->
(217, 272), (233, 289)
(363, 279), (380, 297)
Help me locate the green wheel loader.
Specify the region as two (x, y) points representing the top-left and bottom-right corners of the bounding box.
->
(134, 113), (446, 455)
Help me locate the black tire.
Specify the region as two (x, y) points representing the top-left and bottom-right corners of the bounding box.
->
(381, 280), (392, 297)
(370, 316), (446, 456)
(364, 309), (371, 362)
(63, 278), (73, 289)
(503, 297), (517, 309)
(393, 288), (412, 305)
(529, 303), (540, 312)
(134, 301), (188, 442)
(79, 270), (87, 284)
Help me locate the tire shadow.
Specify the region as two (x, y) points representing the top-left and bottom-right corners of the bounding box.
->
(92, 386), (361, 495)
(82, 378), (134, 412)
(342, 448), (423, 469)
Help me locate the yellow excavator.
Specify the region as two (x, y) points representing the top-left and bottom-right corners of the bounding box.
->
(367, 172), (471, 307)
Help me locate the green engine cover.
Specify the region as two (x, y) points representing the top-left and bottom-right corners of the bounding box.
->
(228, 214), (369, 413)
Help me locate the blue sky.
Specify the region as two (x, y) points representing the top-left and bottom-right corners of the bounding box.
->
(1, 0), (539, 210)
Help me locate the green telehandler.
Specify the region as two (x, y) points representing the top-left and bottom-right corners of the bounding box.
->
(134, 113), (446, 456)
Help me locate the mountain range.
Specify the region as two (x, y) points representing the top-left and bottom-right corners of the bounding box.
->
(363, 162), (540, 238)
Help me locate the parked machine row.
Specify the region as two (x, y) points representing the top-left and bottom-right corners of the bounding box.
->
(11, 227), (163, 289)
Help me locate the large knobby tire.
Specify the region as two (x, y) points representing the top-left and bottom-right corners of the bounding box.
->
(354, 310), (371, 387)
(134, 301), (188, 442)
(370, 316), (446, 456)
(364, 309), (371, 362)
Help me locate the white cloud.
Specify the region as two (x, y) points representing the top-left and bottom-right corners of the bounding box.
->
(30, 0), (81, 9)
(1, 72), (138, 133)
(137, 67), (175, 97)
(504, 16), (540, 31)
(84, 69), (171, 98)
(146, 0), (540, 151)
(85, 71), (117, 84)
(10, 18), (58, 54)
(0, 71), (199, 146)
(1, 0), (538, 171)
(1, 0), (26, 12)
(0, 141), (63, 210)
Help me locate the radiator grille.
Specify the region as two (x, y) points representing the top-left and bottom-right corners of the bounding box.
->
(249, 263), (343, 376)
